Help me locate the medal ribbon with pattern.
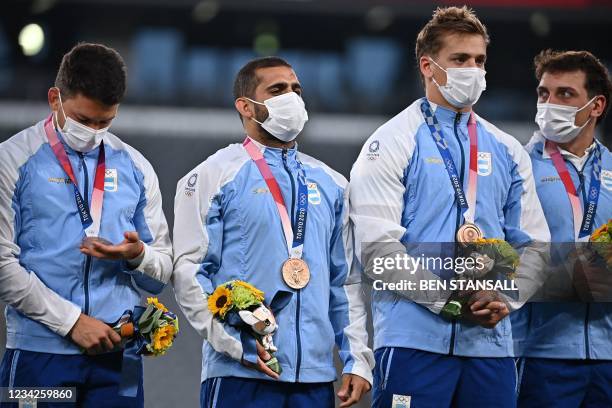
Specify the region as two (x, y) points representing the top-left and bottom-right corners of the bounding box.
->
(420, 99), (479, 228)
(44, 114), (106, 237)
(545, 139), (602, 241)
(243, 137), (309, 261)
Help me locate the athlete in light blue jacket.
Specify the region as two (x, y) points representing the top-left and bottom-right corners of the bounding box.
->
(514, 50), (612, 408)
(0, 43), (173, 407)
(172, 57), (373, 408)
(350, 7), (550, 408)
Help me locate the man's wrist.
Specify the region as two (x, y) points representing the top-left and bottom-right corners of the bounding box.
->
(126, 242), (145, 268)
(130, 240), (145, 259)
(343, 361), (373, 386)
(62, 310), (83, 338)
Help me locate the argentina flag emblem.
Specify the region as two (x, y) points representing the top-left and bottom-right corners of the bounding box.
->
(477, 152), (492, 176)
(307, 182), (321, 204)
(104, 169), (118, 192)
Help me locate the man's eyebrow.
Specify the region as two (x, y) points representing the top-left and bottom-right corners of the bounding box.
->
(265, 82), (290, 91)
(448, 52), (486, 60)
(75, 113), (116, 123)
(557, 86), (578, 94)
(74, 113), (92, 122)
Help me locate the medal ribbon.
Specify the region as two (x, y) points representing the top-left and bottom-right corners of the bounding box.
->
(545, 139), (601, 240)
(420, 99), (479, 224)
(243, 137), (308, 259)
(44, 114), (106, 237)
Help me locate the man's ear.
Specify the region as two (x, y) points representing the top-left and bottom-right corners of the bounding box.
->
(591, 95), (607, 120)
(235, 97), (253, 120)
(48, 87), (60, 112)
(420, 56), (434, 80)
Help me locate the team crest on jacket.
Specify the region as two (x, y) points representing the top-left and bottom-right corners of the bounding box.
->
(601, 170), (612, 191)
(307, 182), (321, 204)
(104, 169), (118, 192)
(477, 152), (492, 176)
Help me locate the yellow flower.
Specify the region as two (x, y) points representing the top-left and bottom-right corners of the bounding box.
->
(233, 280), (265, 302)
(591, 223), (608, 241)
(147, 297), (168, 312)
(151, 324), (176, 354)
(475, 238), (503, 245)
(208, 286), (233, 318)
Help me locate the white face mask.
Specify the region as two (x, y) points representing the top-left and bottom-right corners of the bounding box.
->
(246, 92), (309, 142)
(430, 58), (487, 109)
(55, 92), (109, 152)
(535, 97), (596, 143)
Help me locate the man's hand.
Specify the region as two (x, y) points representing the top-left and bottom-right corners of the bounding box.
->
(68, 313), (122, 355)
(80, 231), (144, 261)
(241, 341), (280, 380)
(337, 374), (371, 408)
(463, 291), (509, 328)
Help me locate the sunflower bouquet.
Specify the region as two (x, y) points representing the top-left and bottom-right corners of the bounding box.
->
(442, 238), (519, 318)
(113, 297), (179, 356)
(589, 219), (612, 270)
(208, 280), (265, 319)
(208, 280), (288, 375)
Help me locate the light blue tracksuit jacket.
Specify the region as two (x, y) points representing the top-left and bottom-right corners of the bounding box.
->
(512, 133), (612, 360)
(171, 137), (374, 384)
(350, 98), (550, 358)
(0, 119), (173, 355)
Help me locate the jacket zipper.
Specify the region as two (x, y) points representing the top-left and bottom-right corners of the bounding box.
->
(78, 153), (93, 316)
(449, 112), (465, 356)
(282, 149), (302, 381)
(568, 161), (591, 359)
(584, 303), (591, 359)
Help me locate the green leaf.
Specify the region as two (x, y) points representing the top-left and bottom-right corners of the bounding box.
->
(138, 304), (155, 324)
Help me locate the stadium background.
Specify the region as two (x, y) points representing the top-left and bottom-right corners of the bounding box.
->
(1, 0), (611, 406)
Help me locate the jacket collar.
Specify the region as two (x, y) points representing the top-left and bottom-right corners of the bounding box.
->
(245, 135), (299, 167)
(531, 131), (601, 170)
(531, 131), (600, 160)
(428, 99), (472, 127)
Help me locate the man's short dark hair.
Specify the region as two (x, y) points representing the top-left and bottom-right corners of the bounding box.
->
(233, 56), (292, 100)
(55, 42), (127, 106)
(535, 49), (612, 124)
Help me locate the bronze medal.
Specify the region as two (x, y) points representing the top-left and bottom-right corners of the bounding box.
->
(456, 223), (483, 245)
(281, 258), (310, 289)
(81, 236), (113, 249)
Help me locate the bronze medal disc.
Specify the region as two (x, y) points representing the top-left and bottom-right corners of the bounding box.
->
(81, 236), (113, 249)
(281, 258), (310, 289)
(456, 223), (483, 244)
